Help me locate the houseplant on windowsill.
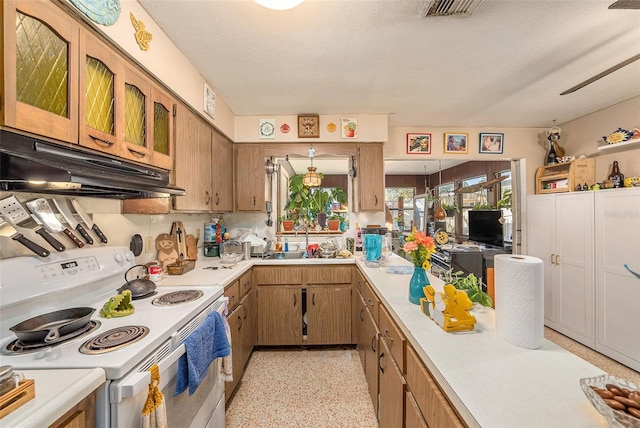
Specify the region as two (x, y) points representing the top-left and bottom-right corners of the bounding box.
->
(403, 228), (437, 304)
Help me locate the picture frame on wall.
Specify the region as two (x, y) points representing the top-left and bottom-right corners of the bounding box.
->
(298, 115), (320, 138)
(406, 133), (432, 154)
(203, 83), (215, 119)
(259, 119), (276, 139)
(341, 118), (358, 138)
(479, 133), (504, 154)
(444, 133), (468, 154)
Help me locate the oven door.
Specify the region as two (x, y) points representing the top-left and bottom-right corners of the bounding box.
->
(110, 297), (228, 428)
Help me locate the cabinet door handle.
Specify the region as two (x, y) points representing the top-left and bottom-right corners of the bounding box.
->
(253, 195), (256, 206)
(374, 195), (378, 206)
(237, 314), (243, 331)
(312, 293), (315, 306)
(360, 307), (365, 322)
(383, 329), (394, 342)
(215, 192), (220, 205)
(550, 254), (555, 265)
(555, 254), (560, 265)
(242, 305), (248, 320)
(293, 294), (297, 306)
(205, 190), (211, 205)
(128, 148), (146, 158)
(371, 335), (377, 353)
(89, 135), (114, 147)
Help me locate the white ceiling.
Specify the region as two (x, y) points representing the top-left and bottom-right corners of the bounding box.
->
(138, 0), (640, 129)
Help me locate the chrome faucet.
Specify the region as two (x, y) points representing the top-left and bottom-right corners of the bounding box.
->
(294, 221), (310, 257)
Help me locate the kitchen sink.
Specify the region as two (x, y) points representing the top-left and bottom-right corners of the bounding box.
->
(269, 251), (306, 259)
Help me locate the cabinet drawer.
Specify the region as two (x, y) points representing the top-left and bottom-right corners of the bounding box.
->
(380, 305), (406, 372)
(225, 280), (240, 311)
(253, 266), (302, 285)
(239, 270), (252, 297)
(305, 265), (352, 284)
(406, 346), (463, 428)
(362, 280), (379, 324)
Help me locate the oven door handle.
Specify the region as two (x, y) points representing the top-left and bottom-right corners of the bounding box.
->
(115, 296), (229, 401)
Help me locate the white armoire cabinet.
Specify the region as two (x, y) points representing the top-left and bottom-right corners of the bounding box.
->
(527, 192), (595, 347)
(594, 188), (640, 372)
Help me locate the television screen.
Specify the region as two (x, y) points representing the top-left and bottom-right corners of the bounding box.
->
(468, 210), (503, 248)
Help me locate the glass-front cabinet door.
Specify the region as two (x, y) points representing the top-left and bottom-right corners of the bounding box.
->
(149, 85), (174, 170)
(78, 29), (120, 156)
(3, 0), (79, 143)
(120, 64), (152, 164)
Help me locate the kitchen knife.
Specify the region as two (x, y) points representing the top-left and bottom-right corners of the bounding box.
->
(0, 195), (65, 252)
(26, 198), (85, 248)
(71, 199), (108, 243)
(0, 215), (50, 257)
(53, 198), (93, 245)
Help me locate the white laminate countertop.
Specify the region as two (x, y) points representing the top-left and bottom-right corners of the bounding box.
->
(358, 254), (607, 428)
(1, 368), (105, 427)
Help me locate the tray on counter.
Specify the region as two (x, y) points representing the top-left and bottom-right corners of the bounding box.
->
(0, 379), (35, 418)
(167, 259), (196, 275)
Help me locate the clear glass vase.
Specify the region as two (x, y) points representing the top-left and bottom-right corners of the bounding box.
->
(409, 266), (429, 305)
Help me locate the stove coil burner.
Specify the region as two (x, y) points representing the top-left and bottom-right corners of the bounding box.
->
(80, 325), (149, 355)
(152, 290), (204, 306)
(3, 320), (101, 355)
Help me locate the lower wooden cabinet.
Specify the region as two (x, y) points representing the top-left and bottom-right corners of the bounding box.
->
(405, 391), (428, 428)
(257, 286), (302, 346)
(48, 390), (96, 428)
(378, 339), (406, 428)
(225, 288), (255, 402)
(306, 286), (351, 344)
(364, 303), (380, 416)
(406, 345), (463, 428)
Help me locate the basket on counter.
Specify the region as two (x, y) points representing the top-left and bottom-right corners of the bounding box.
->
(166, 259), (196, 275)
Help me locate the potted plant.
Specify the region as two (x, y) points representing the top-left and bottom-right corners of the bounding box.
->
(441, 203), (459, 217)
(443, 269), (493, 308)
(327, 212), (342, 231)
(284, 174), (312, 226)
(497, 189), (512, 209)
(278, 212), (297, 231)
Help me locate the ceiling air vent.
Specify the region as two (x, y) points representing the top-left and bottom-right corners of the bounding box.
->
(421, 0), (485, 17)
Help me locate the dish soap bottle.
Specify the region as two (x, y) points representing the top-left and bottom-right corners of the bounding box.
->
(608, 160), (624, 188)
(275, 236), (282, 252)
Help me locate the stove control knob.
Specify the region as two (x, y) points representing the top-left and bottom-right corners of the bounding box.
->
(115, 252), (125, 263)
(125, 250), (135, 261)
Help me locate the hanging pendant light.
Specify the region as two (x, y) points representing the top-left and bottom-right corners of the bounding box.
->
(254, 0), (304, 10)
(303, 146), (321, 187)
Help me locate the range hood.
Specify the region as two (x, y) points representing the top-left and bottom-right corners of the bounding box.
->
(0, 130), (185, 199)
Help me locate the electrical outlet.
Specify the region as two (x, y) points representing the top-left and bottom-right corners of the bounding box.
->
(144, 236), (154, 253)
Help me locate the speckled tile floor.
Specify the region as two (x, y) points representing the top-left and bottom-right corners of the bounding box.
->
(226, 334), (639, 427)
(544, 327), (640, 385)
(225, 348), (377, 428)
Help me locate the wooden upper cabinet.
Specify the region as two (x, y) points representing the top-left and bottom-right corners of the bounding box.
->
(174, 104), (213, 211)
(211, 132), (234, 212)
(235, 144), (265, 212)
(79, 28), (121, 156)
(358, 143), (385, 211)
(149, 85), (175, 171)
(3, 0), (79, 143)
(119, 64), (152, 164)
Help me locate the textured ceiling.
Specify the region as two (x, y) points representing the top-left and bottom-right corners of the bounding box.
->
(139, 0), (640, 128)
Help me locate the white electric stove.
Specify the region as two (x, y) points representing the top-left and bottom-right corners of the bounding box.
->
(0, 246), (227, 428)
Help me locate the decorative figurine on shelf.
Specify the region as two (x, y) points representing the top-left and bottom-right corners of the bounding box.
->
(545, 120), (565, 165)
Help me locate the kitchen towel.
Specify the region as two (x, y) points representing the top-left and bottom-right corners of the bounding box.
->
(494, 254), (544, 349)
(141, 364), (167, 428)
(220, 304), (233, 383)
(174, 311), (231, 396)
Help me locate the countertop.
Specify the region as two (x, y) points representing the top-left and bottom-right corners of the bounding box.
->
(139, 254), (608, 427)
(357, 254), (607, 428)
(1, 368), (105, 427)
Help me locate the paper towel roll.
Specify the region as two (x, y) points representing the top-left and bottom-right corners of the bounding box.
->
(494, 254), (544, 349)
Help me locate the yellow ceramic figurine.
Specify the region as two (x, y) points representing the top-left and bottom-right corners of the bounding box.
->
(421, 284), (476, 332)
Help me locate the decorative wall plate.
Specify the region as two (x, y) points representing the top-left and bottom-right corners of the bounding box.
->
(327, 122), (337, 133)
(69, 0), (121, 25)
(280, 123), (290, 133)
(259, 119), (276, 139)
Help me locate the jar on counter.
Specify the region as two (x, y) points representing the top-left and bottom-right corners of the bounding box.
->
(0, 366), (23, 396)
(204, 242), (219, 257)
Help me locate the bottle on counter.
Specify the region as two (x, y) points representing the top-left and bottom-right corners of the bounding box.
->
(284, 238), (289, 252)
(355, 223), (363, 252)
(275, 236), (282, 252)
(608, 161), (624, 188)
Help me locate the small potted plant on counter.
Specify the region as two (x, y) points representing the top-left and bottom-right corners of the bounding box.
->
(444, 269), (493, 308)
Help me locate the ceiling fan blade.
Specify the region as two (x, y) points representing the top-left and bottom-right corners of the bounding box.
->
(608, 0), (640, 9)
(560, 53), (640, 95)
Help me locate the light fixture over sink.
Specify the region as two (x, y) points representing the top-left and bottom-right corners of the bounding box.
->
(254, 0), (304, 10)
(303, 146), (321, 187)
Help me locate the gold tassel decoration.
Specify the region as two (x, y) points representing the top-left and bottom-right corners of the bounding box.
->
(141, 365), (167, 428)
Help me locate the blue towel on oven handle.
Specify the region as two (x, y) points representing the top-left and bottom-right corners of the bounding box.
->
(174, 311), (231, 396)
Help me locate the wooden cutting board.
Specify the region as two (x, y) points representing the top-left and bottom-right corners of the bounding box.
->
(186, 234), (198, 260)
(170, 221), (187, 261)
